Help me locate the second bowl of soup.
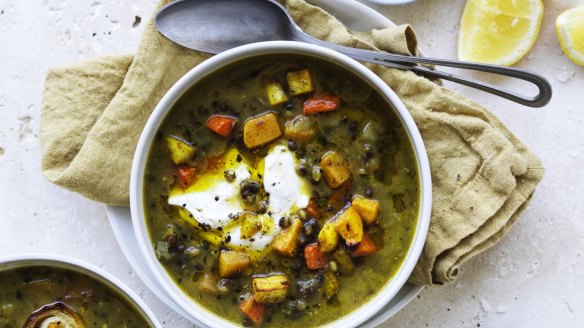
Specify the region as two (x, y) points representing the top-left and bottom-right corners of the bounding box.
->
(131, 41), (431, 328)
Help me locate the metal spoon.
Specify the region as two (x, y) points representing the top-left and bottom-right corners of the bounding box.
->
(155, 0), (552, 107)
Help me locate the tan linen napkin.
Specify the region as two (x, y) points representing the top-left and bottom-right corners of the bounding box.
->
(40, 0), (544, 286)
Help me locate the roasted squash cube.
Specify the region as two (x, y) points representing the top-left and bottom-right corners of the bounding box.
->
(271, 218), (302, 257)
(320, 150), (351, 188)
(287, 69), (314, 96)
(332, 205), (363, 245)
(252, 273), (289, 303)
(317, 221), (339, 253)
(351, 195), (380, 225)
(218, 251), (250, 278)
(265, 82), (289, 106)
(165, 135), (196, 164)
(240, 212), (262, 239)
(243, 111), (282, 149)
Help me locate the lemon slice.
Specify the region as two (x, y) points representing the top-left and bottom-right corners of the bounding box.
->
(556, 5), (584, 67)
(458, 0), (544, 66)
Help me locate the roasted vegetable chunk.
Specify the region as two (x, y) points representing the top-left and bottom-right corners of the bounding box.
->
(303, 94), (341, 114)
(239, 294), (265, 325)
(252, 273), (289, 303)
(304, 243), (328, 270)
(351, 195), (380, 225)
(333, 205), (363, 245)
(283, 115), (316, 143)
(206, 115), (238, 137)
(271, 218), (302, 257)
(352, 234), (378, 257)
(287, 69), (314, 96)
(165, 136), (196, 164)
(243, 111), (282, 149)
(265, 82), (289, 106)
(177, 165), (197, 188)
(218, 251), (250, 278)
(320, 150), (351, 188)
(322, 271), (341, 300)
(317, 221), (339, 253)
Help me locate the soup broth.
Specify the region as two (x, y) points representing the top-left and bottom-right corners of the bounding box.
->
(143, 56), (420, 327)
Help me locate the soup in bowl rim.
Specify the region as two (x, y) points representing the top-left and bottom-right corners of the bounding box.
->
(130, 40), (432, 328)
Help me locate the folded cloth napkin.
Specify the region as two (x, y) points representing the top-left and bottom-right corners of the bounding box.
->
(40, 0), (544, 286)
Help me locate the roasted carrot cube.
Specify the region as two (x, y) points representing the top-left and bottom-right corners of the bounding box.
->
(304, 243), (328, 270)
(271, 218), (302, 257)
(177, 165), (197, 188)
(305, 198), (321, 219)
(207, 114), (238, 137)
(303, 94), (341, 115)
(332, 205), (363, 245)
(218, 251), (250, 278)
(243, 111), (282, 149)
(352, 234), (378, 257)
(351, 195), (380, 225)
(239, 294), (266, 325)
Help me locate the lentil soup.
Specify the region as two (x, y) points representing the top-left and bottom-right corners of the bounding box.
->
(143, 55), (421, 327)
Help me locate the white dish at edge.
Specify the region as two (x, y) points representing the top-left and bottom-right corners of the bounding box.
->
(107, 0), (425, 326)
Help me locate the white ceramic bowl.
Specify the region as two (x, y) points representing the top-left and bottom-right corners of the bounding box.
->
(131, 41), (432, 328)
(0, 253), (162, 327)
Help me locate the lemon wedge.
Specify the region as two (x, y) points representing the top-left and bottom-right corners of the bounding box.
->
(556, 4), (584, 67)
(458, 0), (544, 66)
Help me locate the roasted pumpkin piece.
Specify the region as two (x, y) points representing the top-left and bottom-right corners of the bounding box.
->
(322, 271), (341, 301)
(265, 82), (289, 106)
(271, 218), (302, 257)
(320, 150), (351, 188)
(283, 115), (316, 143)
(352, 234), (379, 257)
(243, 111), (282, 149)
(287, 69), (314, 96)
(332, 205), (363, 245)
(252, 273), (290, 303)
(304, 243), (328, 270)
(165, 135), (196, 165)
(351, 195), (380, 225)
(240, 212), (262, 239)
(239, 294), (266, 325)
(218, 251), (250, 278)
(317, 221), (339, 253)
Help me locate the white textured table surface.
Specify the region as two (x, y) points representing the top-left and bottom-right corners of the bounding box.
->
(1, 0), (583, 327)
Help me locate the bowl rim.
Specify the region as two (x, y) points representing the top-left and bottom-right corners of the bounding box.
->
(130, 40), (432, 328)
(0, 253), (162, 328)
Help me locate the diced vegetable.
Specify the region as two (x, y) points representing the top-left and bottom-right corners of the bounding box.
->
(283, 115), (316, 143)
(303, 94), (341, 115)
(218, 251), (250, 278)
(352, 234), (378, 257)
(271, 218), (302, 257)
(287, 69), (314, 96)
(332, 248), (354, 275)
(328, 179), (352, 212)
(240, 212), (262, 239)
(243, 111), (282, 149)
(351, 195), (380, 225)
(252, 273), (290, 303)
(198, 273), (218, 294)
(165, 136), (196, 165)
(155, 241), (172, 261)
(177, 165), (197, 188)
(265, 82), (289, 106)
(239, 294), (266, 325)
(320, 150), (352, 188)
(332, 205), (363, 245)
(305, 198), (321, 219)
(317, 221), (339, 253)
(206, 114), (238, 137)
(322, 271), (341, 301)
(304, 243), (328, 270)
